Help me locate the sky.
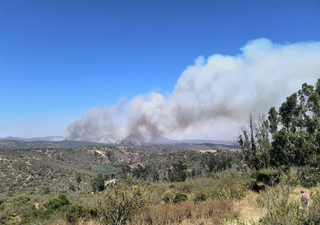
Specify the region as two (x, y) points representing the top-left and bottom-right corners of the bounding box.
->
(0, 0), (320, 140)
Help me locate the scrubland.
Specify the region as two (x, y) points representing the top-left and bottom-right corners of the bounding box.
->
(2, 166), (320, 225)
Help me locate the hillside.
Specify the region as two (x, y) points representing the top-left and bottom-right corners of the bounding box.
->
(0, 140), (108, 149)
(0, 141), (240, 196)
(0, 145), (155, 196)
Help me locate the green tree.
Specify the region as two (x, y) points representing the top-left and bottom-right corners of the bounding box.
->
(241, 79), (320, 171)
(238, 113), (270, 170)
(168, 161), (187, 182)
(91, 173), (105, 192)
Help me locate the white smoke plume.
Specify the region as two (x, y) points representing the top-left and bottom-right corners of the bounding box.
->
(65, 38), (320, 144)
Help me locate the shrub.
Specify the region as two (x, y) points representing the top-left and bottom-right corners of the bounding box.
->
(92, 163), (121, 176)
(297, 166), (320, 188)
(195, 183), (246, 202)
(86, 206), (98, 218)
(193, 190), (206, 203)
(97, 180), (151, 225)
(3, 201), (36, 224)
(147, 184), (159, 190)
(245, 181), (320, 225)
(251, 168), (279, 184)
(182, 184), (193, 193)
(163, 190), (175, 204)
(125, 178), (132, 185)
(43, 187), (50, 194)
(69, 183), (76, 191)
(10, 196), (30, 204)
(65, 204), (85, 223)
(48, 194), (69, 210)
(305, 184), (320, 223)
(174, 191), (188, 203)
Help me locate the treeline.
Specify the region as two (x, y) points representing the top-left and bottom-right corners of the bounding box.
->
(238, 79), (320, 187)
(91, 149), (244, 193)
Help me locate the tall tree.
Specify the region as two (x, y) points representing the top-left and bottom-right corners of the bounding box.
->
(242, 79), (320, 169)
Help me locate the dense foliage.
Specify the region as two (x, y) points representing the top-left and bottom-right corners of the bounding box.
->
(239, 80), (320, 176)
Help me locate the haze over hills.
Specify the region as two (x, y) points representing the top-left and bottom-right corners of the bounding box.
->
(0, 135), (235, 145)
(0, 136), (64, 142)
(0, 140), (109, 149)
(152, 136), (235, 145)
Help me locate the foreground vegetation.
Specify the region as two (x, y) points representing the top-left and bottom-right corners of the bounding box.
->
(0, 173), (246, 224)
(3, 169), (320, 225)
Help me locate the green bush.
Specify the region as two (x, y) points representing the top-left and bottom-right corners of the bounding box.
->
(48, 194), (69, 210)
(297, 166), (320, 188)
(173, 191), (188, 203)
(21, 194), (71, 223)
(251, 168), (279, 184)
(86, 206), (98, 217)
(193, 190), (206, 203)
(97, 180), (151, 225)
(125, 178), (133, 185)
(65, 204), (85, 223)
(163, 190), (175, 204)
(10, 196), (30, 204)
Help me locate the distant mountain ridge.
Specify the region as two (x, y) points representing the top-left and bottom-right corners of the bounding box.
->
(0, 135), (235, 146)
(0, 140), (108, 149)
(0, 136), (64, 142)
(151, 136), (235, 145)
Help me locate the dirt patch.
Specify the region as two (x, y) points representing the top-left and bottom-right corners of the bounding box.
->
(198, 150), (217, 153)
(95, 150), (108, 157)
(26, 175), (31, 181)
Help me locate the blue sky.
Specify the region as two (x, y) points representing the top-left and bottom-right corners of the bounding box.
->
(0, 0), (320, 138)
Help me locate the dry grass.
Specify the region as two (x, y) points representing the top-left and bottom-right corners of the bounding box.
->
(48, 218), (100, 225)
(127, 200), (239, 225)
(233, 190), (266, 223)
(288, 185), (310, 201)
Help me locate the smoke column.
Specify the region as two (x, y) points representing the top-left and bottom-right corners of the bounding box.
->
(64, 38), (320, 144)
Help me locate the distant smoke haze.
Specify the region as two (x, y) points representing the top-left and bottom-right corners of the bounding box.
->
(65, 38), (320, 145)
